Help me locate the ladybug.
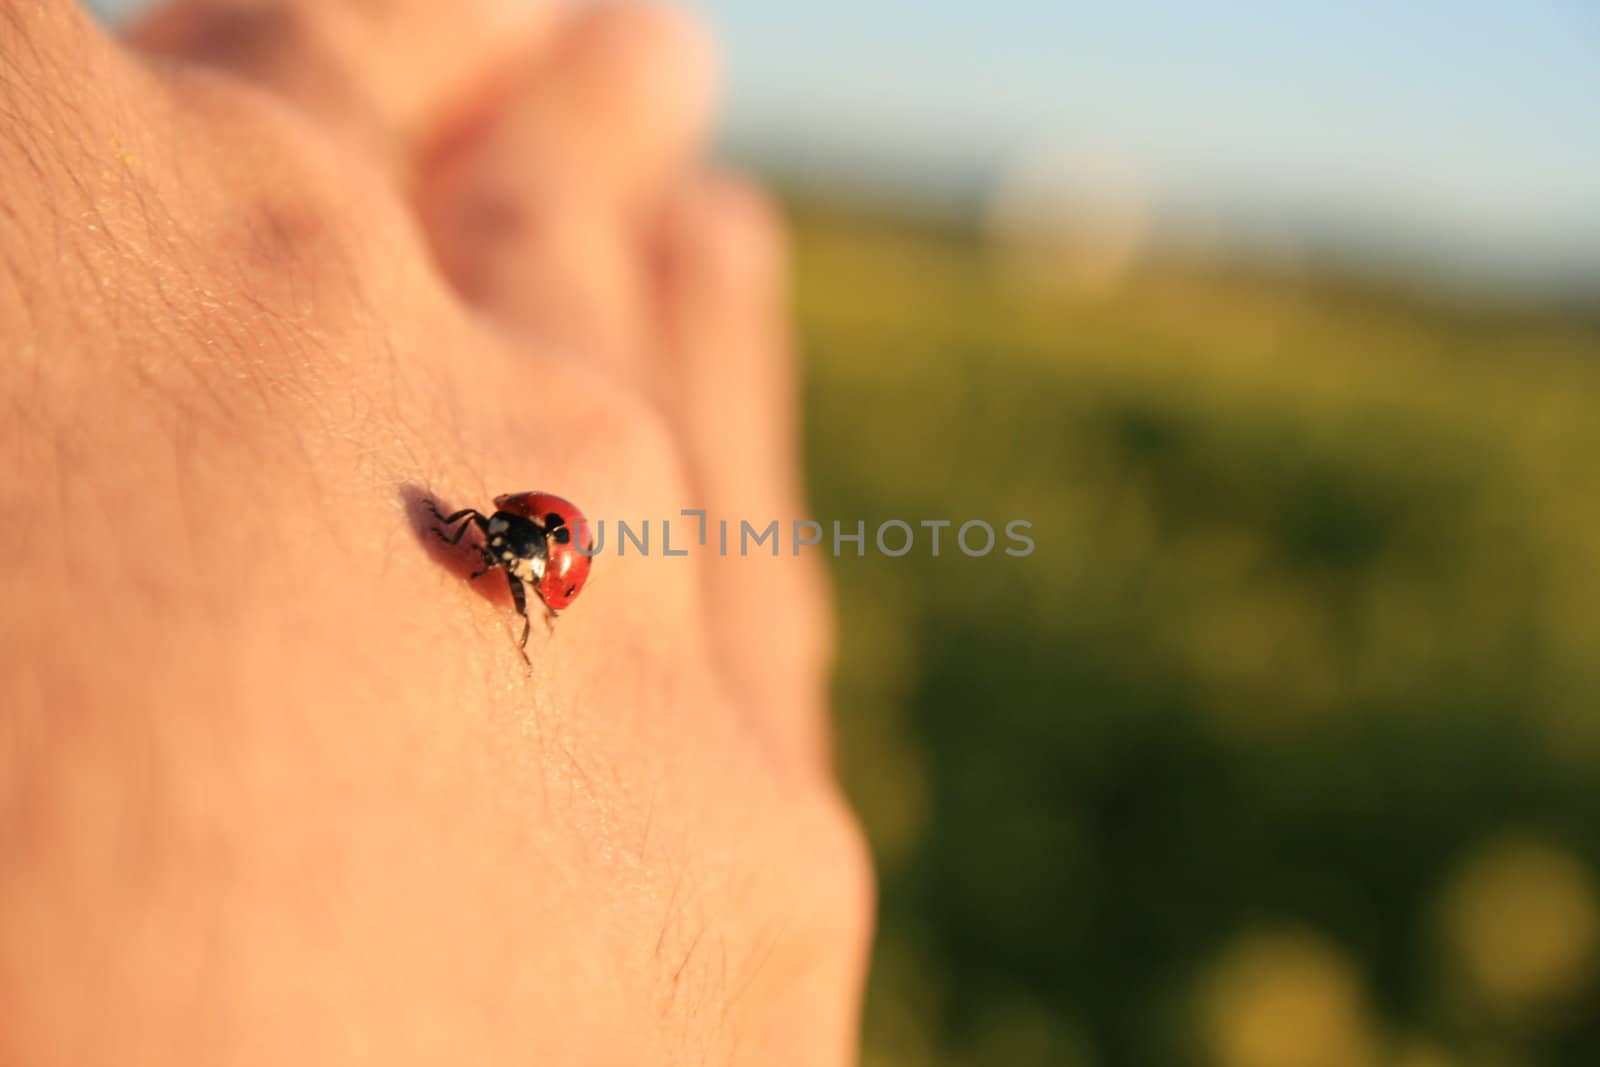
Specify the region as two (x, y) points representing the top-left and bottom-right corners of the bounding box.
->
(425, 491), (594, 662)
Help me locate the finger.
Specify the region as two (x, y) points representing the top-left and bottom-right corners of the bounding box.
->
(655, 174), (835, 770)
(126, 0), (561, 168)
(417, 1), (716, 371)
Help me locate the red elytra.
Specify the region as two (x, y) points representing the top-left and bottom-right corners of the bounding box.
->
(494, 491), (594, 611)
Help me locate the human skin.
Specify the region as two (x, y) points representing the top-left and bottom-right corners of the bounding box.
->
(0, 2), (872, 1064)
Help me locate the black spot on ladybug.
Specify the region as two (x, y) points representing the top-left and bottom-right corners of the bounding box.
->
(545, 512), (566, 529)
(553, 527), (571, 544)
(566, 585), (576, 597)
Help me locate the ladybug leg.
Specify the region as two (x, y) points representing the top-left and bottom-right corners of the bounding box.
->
(506, 574), (533, 665)
(469, 546), (498, 580)
(425, 502), (488, 546)
(542, 606), (557, 634)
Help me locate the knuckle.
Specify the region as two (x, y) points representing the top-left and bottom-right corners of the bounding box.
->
(160, 71), (412, 324)
(199, 183), (375, 375)
(812, 784), (878, 949)
(768, 783), (878, 1002)
(131, 2), (315, 78)
(564, 371), (695, 513)
(709, 178), (789, 265)
(230, 181), (377, 321)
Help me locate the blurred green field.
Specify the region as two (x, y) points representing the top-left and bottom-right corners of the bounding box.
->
(791, 196), (1600, 1067)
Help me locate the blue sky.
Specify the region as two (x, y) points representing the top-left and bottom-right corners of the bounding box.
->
(92, 0), (1600, 289)
(689, 0), (1600, 289)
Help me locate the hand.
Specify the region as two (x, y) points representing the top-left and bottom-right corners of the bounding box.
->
(0, 2), (870, 1064)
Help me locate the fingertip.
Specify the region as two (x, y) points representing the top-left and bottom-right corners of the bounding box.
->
(415, 1), (723, 364)
(580, 0), (720, 119)
(531, 0), (720, 198)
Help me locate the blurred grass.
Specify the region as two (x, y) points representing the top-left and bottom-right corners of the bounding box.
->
(789, 195), (1600, 1067)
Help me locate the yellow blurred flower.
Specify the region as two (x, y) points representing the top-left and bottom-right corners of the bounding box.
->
(1387, 1037), (1460, 1067)
(1200, 929), (1380, 1067)
(1439, 836), (1599, 1016)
